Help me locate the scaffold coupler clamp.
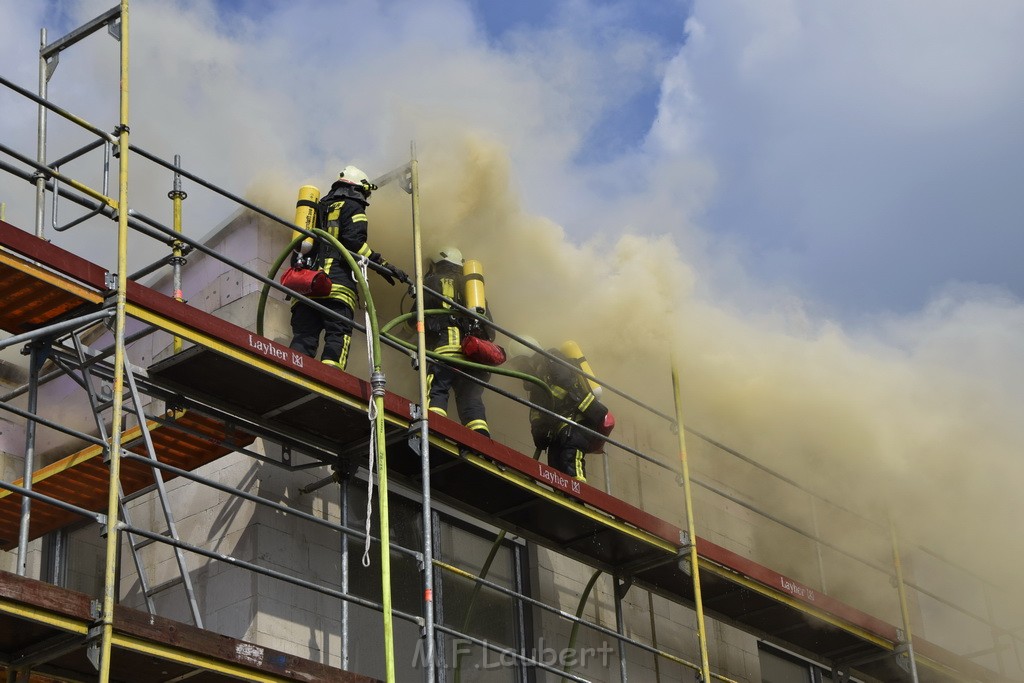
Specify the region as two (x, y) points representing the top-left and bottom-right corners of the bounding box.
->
(614, 575), (633, 600)
(111, 124), (130, 158)
(400, 165), (413, 195)
(169, 245), (188, 268)
(677, 531), (694, 572)
(20, 339), (51, 366)
(407, 404), (427, 452)
(85, 600), (104, 670)
(333, 456), (358, 482)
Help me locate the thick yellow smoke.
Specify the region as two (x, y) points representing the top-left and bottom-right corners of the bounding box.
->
(257, 131), (1024, 637)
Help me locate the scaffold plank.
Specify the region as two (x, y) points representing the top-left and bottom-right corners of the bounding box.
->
(0, 571), (378, 682)
(0, 249), (103, 334)
(0, 411), (255, 550)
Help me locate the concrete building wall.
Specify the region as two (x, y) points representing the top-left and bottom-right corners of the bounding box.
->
(531, 546), (762, 682)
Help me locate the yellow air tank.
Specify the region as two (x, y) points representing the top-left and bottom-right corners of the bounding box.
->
(293, 185), (321, 254)
(463, 259), (487, 314)
(560, 340), (603, 399)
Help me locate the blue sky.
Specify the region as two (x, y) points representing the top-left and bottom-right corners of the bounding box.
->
(468, 0), (693, 164)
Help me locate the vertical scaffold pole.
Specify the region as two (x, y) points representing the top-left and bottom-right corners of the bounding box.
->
(169, 153), (186, 353)
(889, 520), (921, 683)
(670, 362), (711, 681)
(340, 476), (350, 671)
(614, 580), (628, 683)
(409, 143), (437, 682)
(35, 29), (48, 239)
(98, 2), (130, 680)
(16, 345), (42, 576)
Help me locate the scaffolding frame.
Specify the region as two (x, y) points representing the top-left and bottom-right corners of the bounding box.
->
(0, 4), (1018, 683)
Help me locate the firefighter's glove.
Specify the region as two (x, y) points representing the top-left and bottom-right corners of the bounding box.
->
(389, 265), (410, 285)
(368, 250), (399, 286)
(532, 426), (553, 450)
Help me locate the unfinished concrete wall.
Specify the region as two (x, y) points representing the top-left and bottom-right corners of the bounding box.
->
(117, 450), (262, 639)
(530, 546), (762, 682)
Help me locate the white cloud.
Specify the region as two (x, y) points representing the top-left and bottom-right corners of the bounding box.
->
(649, 0), (1024, 316)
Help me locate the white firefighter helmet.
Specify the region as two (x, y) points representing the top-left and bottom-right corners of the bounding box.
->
(431, 246), (464, 267)
(336, 165), (376, 193)
(507, 335), (541, 363)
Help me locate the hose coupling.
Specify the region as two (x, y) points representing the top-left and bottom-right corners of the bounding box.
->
(370, 371), (387, 398)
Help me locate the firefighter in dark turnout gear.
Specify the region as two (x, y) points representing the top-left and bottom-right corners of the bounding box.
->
(420, 247), (494, 437)
(513, 342), (610, 482)
(289, 166), (406, 369)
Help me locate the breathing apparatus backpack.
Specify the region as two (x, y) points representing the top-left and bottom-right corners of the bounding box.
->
(281, 185), (331, 297)
(560, 342), (614, 453)
(458, 259), (506, 365)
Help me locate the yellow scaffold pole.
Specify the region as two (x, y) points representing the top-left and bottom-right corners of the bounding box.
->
(169, 153), (186, 353)
(890, 519), (921, 683)
(98, 1), (130, 680)
(671, 361), (712, 681)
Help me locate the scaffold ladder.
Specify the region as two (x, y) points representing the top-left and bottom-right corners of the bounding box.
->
(67, 329), (203, 628)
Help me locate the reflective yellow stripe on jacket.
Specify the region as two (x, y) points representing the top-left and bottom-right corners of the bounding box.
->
(434, 276), (463, 355)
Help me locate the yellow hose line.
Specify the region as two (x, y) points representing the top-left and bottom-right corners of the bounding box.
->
(373, 392), (395, 683)
(307, 229), (395, 683)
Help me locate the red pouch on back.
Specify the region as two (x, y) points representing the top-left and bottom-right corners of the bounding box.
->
(460, 335), (507, 366)
(585, 410), (616, 453)
(281, 267), (331, 297)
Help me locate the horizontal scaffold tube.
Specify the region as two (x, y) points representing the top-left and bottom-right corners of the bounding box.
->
(0, 310), (113, 353)
(118, 523), (421, 627)
(0, 480), (105, 524)
(119, 451), (420, 561)
(0, 73), (115, 143)
(0, 158), (173, 245)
